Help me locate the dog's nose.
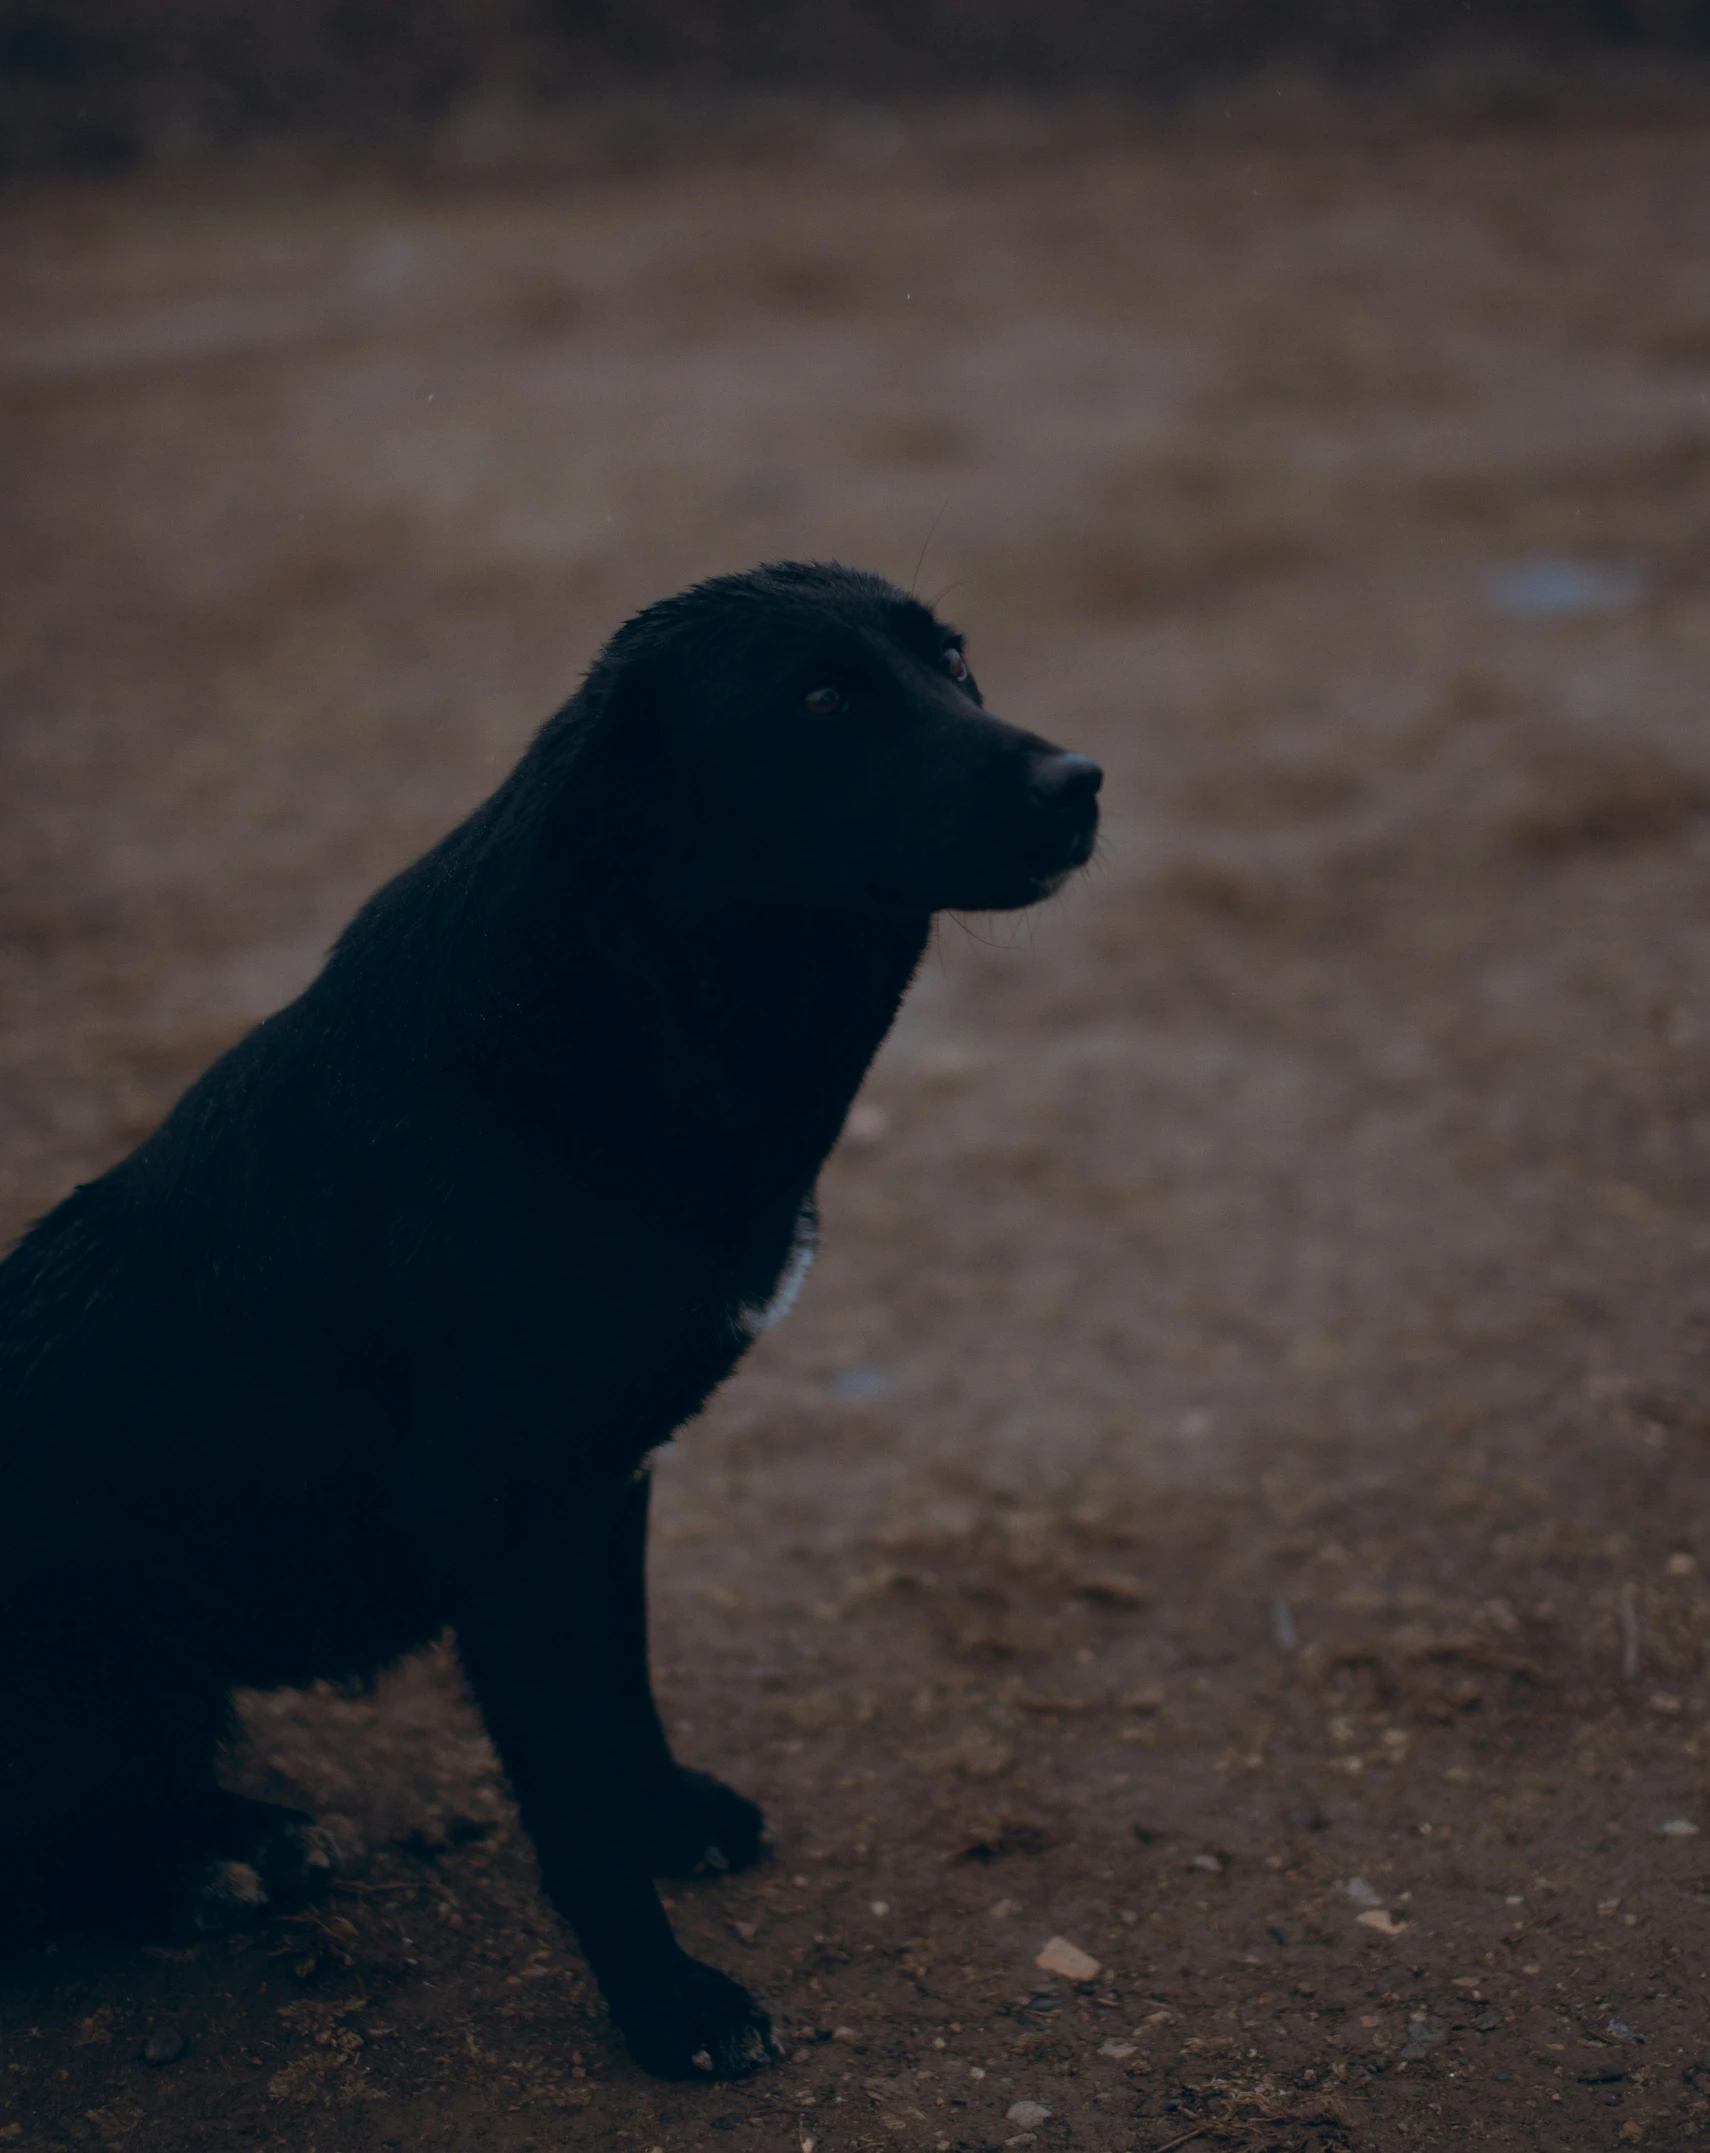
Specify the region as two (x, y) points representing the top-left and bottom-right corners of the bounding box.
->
(1029, 751), (1103, 810)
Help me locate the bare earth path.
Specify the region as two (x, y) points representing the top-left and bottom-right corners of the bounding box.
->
(5, 97), (1710, 2153)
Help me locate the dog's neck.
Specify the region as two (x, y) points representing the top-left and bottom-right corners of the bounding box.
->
(573, 891), (929, 1155)
(336, 778), (930, 1178)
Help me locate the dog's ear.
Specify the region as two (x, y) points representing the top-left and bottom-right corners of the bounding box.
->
(536, 642), (659, 772)
(585, 648), (666, 785)
(508, 649), (667, 907)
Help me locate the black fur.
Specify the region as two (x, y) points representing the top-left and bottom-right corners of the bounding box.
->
(0, 561), (1100, 2078)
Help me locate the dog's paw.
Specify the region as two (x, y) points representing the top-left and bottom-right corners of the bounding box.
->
(200, 1794), (348, 1907)
(253, 1819), (345, 1903)
(618, 1955), (778, 2080)
(643, 1767), (766, 1878)
(185, 1857), (271, 1934)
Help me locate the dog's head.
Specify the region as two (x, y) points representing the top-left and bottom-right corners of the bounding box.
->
(580, 561), (1100, 917)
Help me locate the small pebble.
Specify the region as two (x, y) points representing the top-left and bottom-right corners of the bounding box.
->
(1486, 558), (1646, 618)
(142, 2028), (185, 2065)
(844, 1102), (890, 1145)
(1007, 2100), (1051, 2128)
(829, 1367), (890, 1400)
(1034, 1935), (1101, 1982)
(1658, 1817), (1700, 1838)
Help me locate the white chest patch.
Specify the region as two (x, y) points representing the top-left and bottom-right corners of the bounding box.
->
(738, 1206), (819, 1340)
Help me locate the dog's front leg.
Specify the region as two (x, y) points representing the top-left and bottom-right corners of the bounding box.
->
(607, 1469), (765, 1877)
(450, 1502), (776, 2079)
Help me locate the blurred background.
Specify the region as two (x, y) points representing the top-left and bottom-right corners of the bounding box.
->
(7, 8), (1710, 2151)
(0, 1), (1706, 174)
(2, 0), (1710, 173)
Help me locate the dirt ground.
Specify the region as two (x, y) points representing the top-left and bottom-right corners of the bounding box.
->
(7, 89), (1710, 2153)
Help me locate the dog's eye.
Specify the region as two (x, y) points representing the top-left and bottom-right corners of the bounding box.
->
(944, 648), (970, 683)
(802, 686), (846, 715)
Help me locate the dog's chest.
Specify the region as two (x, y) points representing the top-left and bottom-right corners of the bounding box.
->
(733, 1202), (819, 1342)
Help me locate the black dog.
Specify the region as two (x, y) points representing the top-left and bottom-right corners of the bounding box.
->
(0, 561), (1099, 2077)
